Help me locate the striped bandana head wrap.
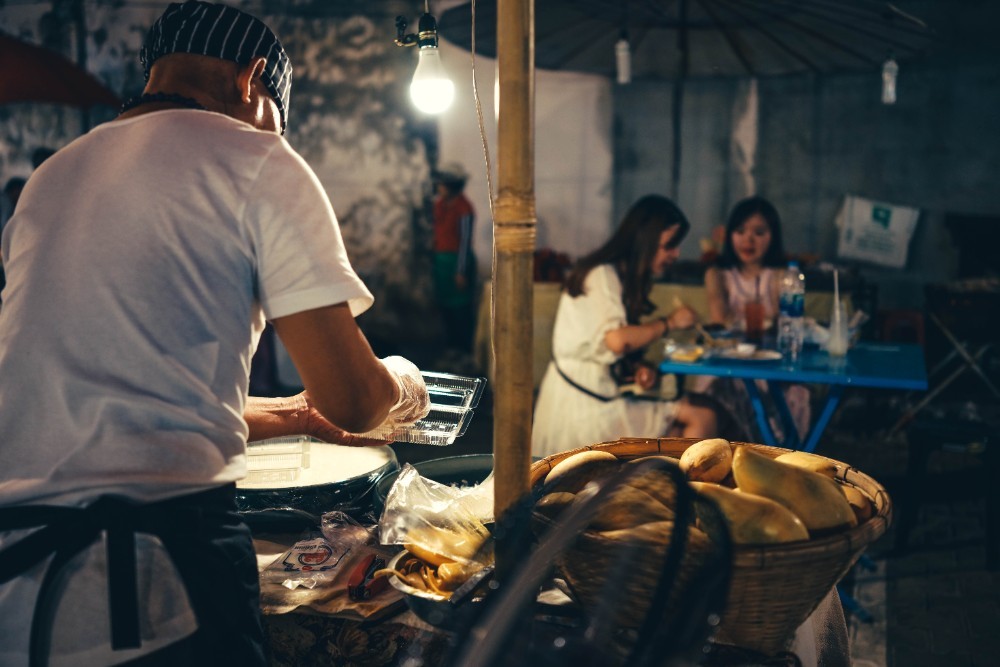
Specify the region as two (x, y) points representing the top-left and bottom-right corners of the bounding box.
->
(141, 1), (292, 133)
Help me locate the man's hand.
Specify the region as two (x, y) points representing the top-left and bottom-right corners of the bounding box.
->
(244, 392), (390, 447)
(295, 391), (392, 446)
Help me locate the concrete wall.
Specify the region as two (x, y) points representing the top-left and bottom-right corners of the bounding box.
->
(0, 0), (442, 345)
(3, 0), (997, 335)
(613, 0), (1000, 309)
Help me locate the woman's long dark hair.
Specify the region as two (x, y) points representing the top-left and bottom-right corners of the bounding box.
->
(716, 196), (787, 269)
(565, 194), (689, 323)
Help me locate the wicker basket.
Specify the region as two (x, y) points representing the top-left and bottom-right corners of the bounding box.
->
(528, 437), (892, 656)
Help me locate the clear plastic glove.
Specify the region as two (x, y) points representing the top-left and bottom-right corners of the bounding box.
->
(380, 356), (431, 427)
(294, 391), (391, 446)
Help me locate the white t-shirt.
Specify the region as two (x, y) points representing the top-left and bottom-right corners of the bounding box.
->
(0, 110), (373, 664)
(531, 265), (678, 458)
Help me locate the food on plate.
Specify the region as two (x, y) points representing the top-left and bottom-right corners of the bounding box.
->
(690, 482), (809, 544)
(731, 447), (857, 534)
(403, 525), (487, 567)
(669, 345), (704, 362)
(679, 438), (733, 483)
(544, 449), (620, 493)
(775, 451), (839, 478)
(375, 550), (477, 597)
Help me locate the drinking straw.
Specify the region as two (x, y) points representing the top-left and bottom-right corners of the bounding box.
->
(833, 269), (841, 322)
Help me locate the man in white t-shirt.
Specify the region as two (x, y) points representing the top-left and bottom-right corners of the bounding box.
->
(0, 2), (428, 665)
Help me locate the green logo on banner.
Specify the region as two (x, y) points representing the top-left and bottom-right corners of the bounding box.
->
(871, 206), (892, 228)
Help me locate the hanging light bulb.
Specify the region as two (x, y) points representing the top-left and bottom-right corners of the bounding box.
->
(615, 33), (632, 85)
(882, 56), (899, 105)
(408, 13), (454, 114)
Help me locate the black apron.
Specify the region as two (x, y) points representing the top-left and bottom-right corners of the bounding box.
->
(0, 484), (267, 667)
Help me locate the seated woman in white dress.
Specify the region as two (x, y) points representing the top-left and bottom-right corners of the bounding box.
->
(532, 195), (719, 459)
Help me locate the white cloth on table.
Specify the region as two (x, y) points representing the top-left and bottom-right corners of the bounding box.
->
(0, 110), (373, 664)
(532, 264), (679, 458)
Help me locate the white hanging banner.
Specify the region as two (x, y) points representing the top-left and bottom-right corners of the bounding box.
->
(835, 195), (920, 269)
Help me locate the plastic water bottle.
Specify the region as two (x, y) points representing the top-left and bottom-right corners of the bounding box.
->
(777, 261), (805, 363)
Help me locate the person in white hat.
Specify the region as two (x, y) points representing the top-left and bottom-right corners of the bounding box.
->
(0, 2), (428, 665)
(431, 161), (478, 352)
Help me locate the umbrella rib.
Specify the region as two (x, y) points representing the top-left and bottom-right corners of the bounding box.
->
(543, 20), (616, 73)
(729, 0), (879, 68)
(755, 0), (933, 55)
(788, 0), (932, 38)
(641, 0), (691, 78)
(711, 0), (821, 72)
(695, 0), (757, 77)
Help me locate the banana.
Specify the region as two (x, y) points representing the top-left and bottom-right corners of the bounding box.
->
(588, 484), (675, 530)
(679, 438), (733, 483)
(841, 484), (875, 523)
(629, 455), (681, 467)
(535, 484), (674, 532)
(595, 520), (712, 552)
(690, 481), (809, 544)
(544, 450), (620, 493)
(731, 447), (857, 533)
(623, 465), (679, 509)
(534, 491), (577, 521)
(595, 520), (673, 546)
(775, 451), (839, 478)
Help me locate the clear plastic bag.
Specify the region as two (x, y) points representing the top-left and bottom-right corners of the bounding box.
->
(262, 512), (377, 590)
(260, 536), (352, 590)
(378, 463), (494, 566)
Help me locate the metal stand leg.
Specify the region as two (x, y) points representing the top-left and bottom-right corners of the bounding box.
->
(803, 386), (844, 453)
(743, 379), (778, 447)
(889, 312), (998, 436)
(767, 381), (801, 450)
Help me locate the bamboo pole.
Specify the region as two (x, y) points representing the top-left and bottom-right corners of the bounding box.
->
(492, 0), (535, 579)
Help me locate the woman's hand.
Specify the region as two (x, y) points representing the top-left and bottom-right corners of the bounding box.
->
(634, 364), (659, 391)
(668, 305), (698, 330)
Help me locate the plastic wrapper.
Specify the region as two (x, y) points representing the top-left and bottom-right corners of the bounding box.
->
(260, 512), (375, 590)
(260, 536), (352, 590)
(378, 463), (494, 567)
(320, 509), (378, 548)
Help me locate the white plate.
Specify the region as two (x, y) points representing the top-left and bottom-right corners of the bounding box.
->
(716, 348), (783, 362)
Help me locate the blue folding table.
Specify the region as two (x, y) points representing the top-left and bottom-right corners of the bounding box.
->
(659, 343), (929, 452)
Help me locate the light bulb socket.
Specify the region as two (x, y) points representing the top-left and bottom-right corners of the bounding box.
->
(417, 13), (439, 49)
